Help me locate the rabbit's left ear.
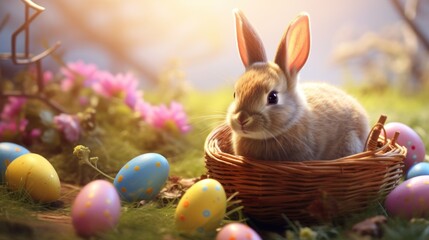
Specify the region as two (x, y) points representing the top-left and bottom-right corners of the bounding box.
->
(234, 9), (267, 68)
(275, 13), (310, 81)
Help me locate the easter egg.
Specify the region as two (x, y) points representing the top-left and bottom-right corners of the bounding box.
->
(175, 178), (227, 235)
(385, 175), (429, 219)
(0, 142), (30, 182)
(71, 180), (121, 237)
(385, 122), (425, 171)
(114, 153), (169, 202)
(5, 153), (60, 203)
(216, 223), (262, 240)
(407, 162), (429, 179)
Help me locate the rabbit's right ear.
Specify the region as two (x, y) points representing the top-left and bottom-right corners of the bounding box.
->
(275, 13), (310, 86)
(234, 9), (267, 68)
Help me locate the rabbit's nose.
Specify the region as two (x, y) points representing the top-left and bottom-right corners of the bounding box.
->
(239, 118), (249, 126)
(236, 112), (250, 126)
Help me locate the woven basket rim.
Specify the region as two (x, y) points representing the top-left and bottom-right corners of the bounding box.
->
(204, 122), (406, 166)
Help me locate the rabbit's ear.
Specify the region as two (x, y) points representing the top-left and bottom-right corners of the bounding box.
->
(234, 9), (267, 68)
(275, 13), (310, 82)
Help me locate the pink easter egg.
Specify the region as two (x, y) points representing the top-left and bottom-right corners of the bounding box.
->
(385, 175), (429, 219)
(71, 180), (121, 237)
(385, 122), (425, 171)
(216, 223), (262, 240)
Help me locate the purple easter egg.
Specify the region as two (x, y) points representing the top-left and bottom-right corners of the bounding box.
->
(71, 180), (121, 237)
(385, 175), (429, 219)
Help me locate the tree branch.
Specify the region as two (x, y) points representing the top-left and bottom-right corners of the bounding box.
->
(390, 0), (429, 53)
(1, 91), (68, 113)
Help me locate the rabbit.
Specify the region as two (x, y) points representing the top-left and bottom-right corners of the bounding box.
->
(226, 9), (369, 161)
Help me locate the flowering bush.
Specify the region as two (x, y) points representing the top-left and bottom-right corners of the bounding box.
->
(53, 113), (81, 143)
(0, 97), (28, 138)
(1, 60), (194, 184)
(1, 60), (191, 145)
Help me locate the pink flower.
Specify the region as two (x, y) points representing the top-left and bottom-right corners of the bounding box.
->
(0, 119), (28, 136)
(134, 99), (153, 120)
(0, 98), (41, 141)
(1, 97), (27, 120)
(60, 61), (99, 91)
(57, 61), (191, 134)
(79, 96), (90, 106)
(144, 102), (191, 133)
(53, 114), (81, 142)
(125, 90), (143, 109)
(168, 102), (191, 133)
(29, 128), (42, 139)
(93, 71), (140, 108)
(43, 71), (53, 84)
(60, 61), (143, 109)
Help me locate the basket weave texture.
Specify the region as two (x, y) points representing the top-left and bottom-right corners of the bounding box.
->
(204, 115), (406, 225)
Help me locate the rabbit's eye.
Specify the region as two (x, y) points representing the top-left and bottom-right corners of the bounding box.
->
(233, 92), (236, 99)
(267, 91), (278, 105)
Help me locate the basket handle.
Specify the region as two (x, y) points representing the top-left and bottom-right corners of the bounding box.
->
(365, 115), (387, 151)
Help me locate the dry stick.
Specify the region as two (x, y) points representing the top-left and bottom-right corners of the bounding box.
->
(0, 1), (66, 113)
(1, 91), (67, 113)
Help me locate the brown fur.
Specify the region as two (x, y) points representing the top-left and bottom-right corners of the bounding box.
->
(227, 10), (369, 161)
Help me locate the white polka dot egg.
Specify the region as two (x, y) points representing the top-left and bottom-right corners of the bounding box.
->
(175, 178), (227, 235)
(114, 153), (169, 202)
(385, 122), (425, 171)
(71, 180), (121, 237)
(385, 175), (429, 219)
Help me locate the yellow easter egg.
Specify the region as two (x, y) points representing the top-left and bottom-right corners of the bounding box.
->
(5, 153), (61, 203)
(175, 178), (226, 235)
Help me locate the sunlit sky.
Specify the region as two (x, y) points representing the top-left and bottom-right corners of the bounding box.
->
(0, 0), (405, 89)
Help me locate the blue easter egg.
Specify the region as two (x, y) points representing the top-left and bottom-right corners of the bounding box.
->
(407, 162), (429, 179)
(114, 153), (169, 202)
(0, 142), (30, 181)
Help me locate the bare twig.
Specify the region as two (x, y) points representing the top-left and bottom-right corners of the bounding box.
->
(1, 0), (67, 113)
(11, 0), (61, 65)
(390, 0), (429, 53)
(405, 0), (419, 18)
(0, 91), (67, 113)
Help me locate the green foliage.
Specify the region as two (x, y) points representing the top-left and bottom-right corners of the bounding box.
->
(383, 218), (429, 240)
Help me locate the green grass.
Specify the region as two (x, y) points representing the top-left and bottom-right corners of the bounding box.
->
(348, 86), (429, 129)
(103, 203), (179, 240)
(1, 85), (429, 240)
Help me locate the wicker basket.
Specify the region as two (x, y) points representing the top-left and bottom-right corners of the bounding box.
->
(204, 115), (406, 225)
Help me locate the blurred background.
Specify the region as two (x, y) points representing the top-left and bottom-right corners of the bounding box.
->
(1, 0), (428, 91)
